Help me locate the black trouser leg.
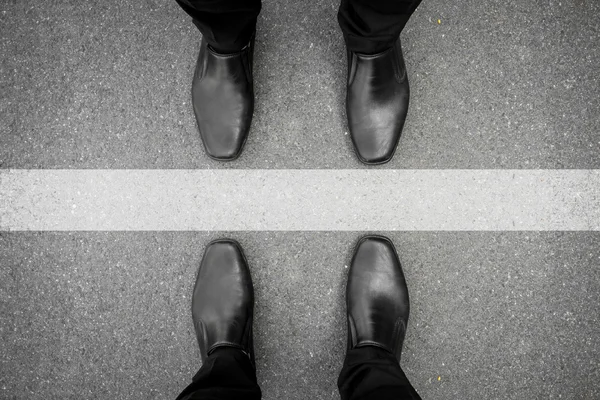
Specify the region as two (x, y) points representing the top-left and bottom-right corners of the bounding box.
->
(176, 348), (262, 400)
(176, 0), (262, 53)
(338, 0), (422, 54)
(338, 347), (422, 400)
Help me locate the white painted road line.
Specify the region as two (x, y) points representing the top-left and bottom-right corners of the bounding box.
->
(1, 170), (598, 231)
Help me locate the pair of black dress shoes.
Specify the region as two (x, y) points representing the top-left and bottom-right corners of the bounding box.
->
(192, 36), (410, 164)
(192, 235), (410, 366)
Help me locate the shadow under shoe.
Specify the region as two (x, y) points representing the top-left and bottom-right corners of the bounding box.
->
(346, 235), (410, 361)
(346, 37), (410, 165)
(192, 37), (255, 161)
(192, 239), (255, 365)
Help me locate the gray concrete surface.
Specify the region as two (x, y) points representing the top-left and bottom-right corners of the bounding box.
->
(1, 0), (599, 168)
(1, 232), (599, 399)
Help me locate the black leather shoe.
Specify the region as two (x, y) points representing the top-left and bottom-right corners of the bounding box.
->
(192, 239), (255, 364)
(346, 235), (410, 361)
(191, 37), (254, 161)
(346, 37), (410, 165)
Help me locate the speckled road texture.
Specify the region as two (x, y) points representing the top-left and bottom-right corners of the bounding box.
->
(1, 233), (599, 399)
(1, 0), (599, 168)
(1, 0), (599, 400)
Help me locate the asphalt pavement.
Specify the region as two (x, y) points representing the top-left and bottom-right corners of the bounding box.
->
(1, 0), (598, 169)
(1, 0), (599, 399)
(1, 232), (599, 399)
